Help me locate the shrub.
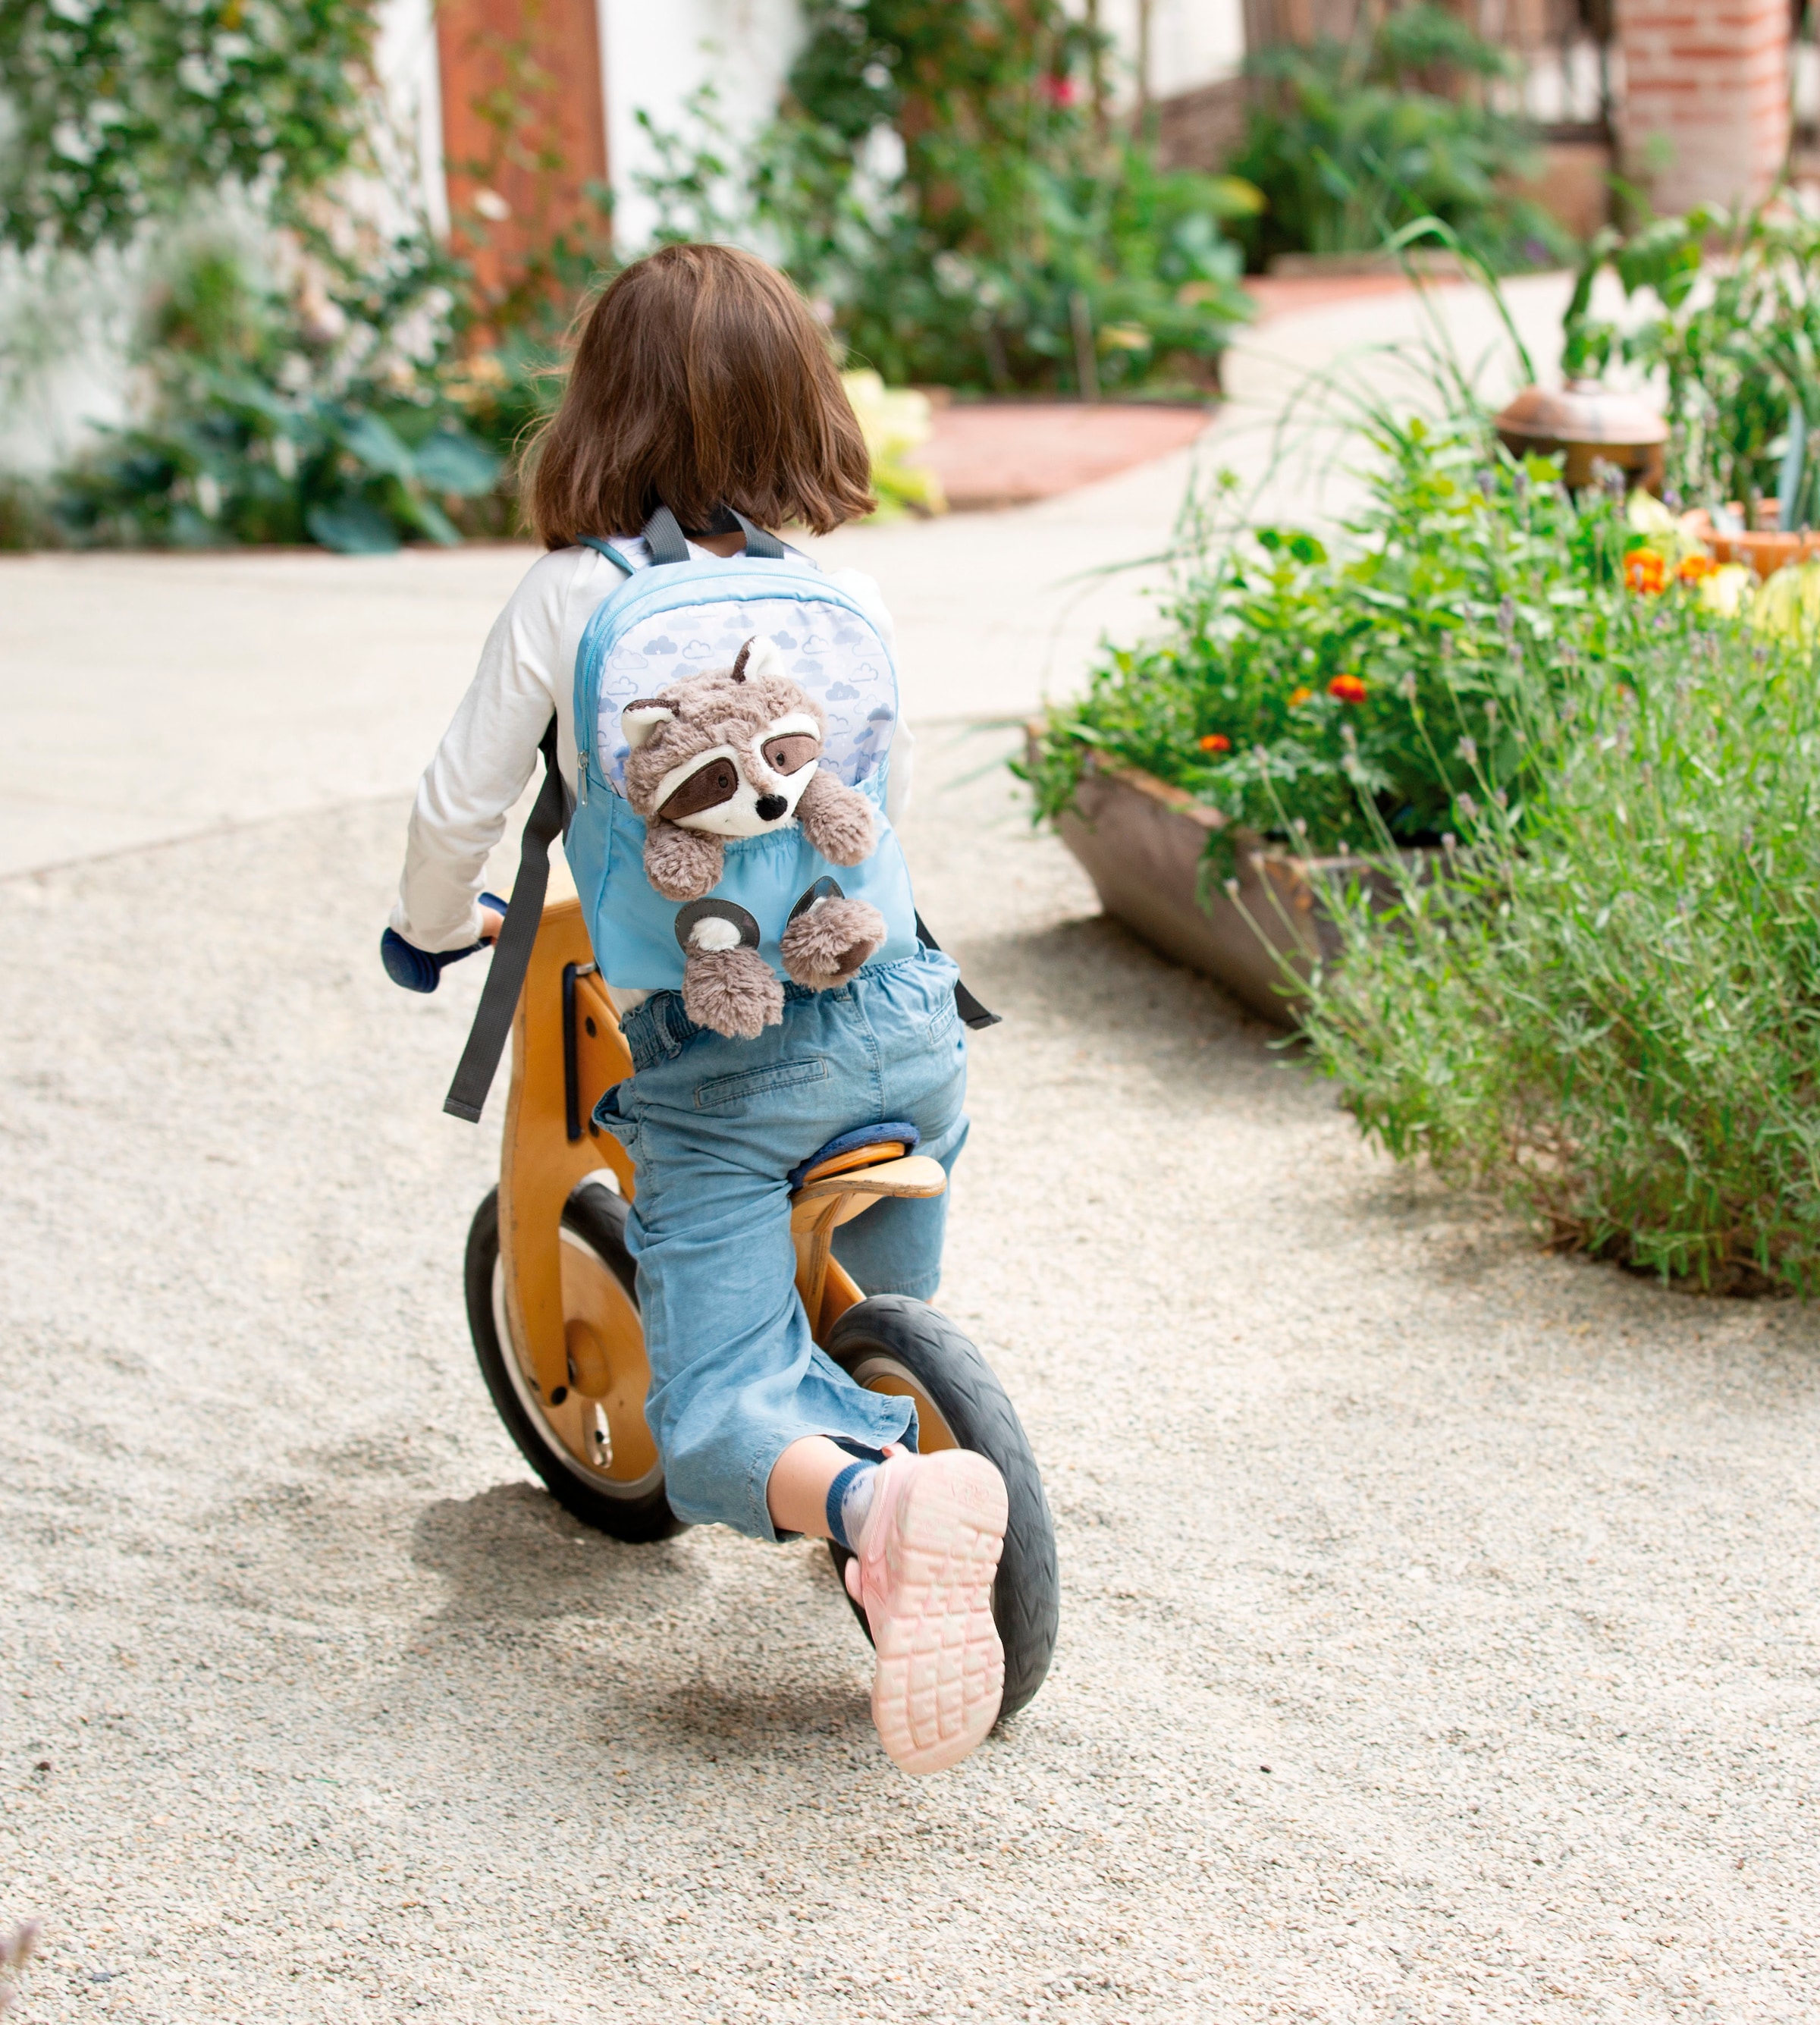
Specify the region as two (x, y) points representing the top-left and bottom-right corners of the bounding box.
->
(0, 0), (507, 551)
(1021, 414), (1636, 860)
(46, 226), (500, 553)
(1228, 4), (1567, 274)
(1564, 204), (1820, 531)
(0, 0), (381, 256)
(1300, 607), (1820, 1295)
(639, 2), (1261, 395)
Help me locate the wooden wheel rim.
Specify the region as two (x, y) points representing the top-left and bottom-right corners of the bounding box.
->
(491, 1226), (664, 1496)
(840, 1352), (959, 1452)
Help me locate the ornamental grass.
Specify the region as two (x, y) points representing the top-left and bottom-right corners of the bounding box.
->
(1301, 604), (1820, 1295)
(1025, 378), (1820, 1292)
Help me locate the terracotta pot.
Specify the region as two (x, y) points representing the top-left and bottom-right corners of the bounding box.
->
(1684, 505), (1820, 580)
(1492, 379), (1668, 494)
(1038, 739), (1409, 1026)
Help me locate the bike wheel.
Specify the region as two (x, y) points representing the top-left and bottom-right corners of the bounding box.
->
(824, 1295), (1058, 1722)
(465, 1180), (679, 1543)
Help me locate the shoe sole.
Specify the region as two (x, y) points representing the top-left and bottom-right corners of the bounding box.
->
(869, 1451), (1009, 1775)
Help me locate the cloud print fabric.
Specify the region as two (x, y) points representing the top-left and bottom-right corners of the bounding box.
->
(592, 598), (895, 797)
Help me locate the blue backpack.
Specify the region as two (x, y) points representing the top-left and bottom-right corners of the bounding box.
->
(434, 507), (995, 1123)
(564, 513), (919, 993)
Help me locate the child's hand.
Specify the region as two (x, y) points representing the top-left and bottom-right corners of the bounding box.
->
(479, 905), (506, 944)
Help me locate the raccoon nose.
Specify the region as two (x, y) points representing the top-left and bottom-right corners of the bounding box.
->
(755, 793), (788, 822)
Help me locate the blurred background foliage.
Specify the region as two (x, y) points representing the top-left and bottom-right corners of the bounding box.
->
(0, 0), (1570, 551)
(1565, 206), (1820, 532)
(1228, 3), (1567, 272)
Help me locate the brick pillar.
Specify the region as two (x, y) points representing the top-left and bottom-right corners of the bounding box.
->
(1615, 0), (1790, 215)
(436, 0), (608, 303)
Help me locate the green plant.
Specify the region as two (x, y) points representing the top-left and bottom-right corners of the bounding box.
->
(638, 6), (1261, 394)
(1228, 4), (1566, 273)
(48, 226), (500, 552)
(1300, 604), (1820, 1295)
(1564, 204), (1820, 530)
(1023, 413), (1638, 861)
(0, 0), (381, 254)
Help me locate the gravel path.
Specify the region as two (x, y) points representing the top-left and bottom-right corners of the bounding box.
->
(4, 727), (1818, 2023)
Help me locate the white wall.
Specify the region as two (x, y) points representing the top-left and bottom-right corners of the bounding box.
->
(600, 0), (806, 250)
(374, 0), (449, 236)
(1087, 0), (1247, 104)
(1147, 0), (1247, 99)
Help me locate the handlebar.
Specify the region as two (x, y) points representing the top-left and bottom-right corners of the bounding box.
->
(381, 892), (510, 994)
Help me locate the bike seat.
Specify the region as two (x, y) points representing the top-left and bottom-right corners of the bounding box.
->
(792, 1154), (947, 1209)
(789, 1121), (922, 1191)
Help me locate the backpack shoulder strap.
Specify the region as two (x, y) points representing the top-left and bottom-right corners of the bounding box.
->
(443, 715), (570, 1122)
(913, 912), (1002, 1032)
(576, 536), (636, 573)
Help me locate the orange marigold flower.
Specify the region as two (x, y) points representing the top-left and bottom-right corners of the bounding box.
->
(1288, 685), (1313, 707)
(1625, 548), (1668, 595)
(1198, 732), (1232, 753)
(1677, 551), (1718, 584)
(1328, 673), (1368, 705)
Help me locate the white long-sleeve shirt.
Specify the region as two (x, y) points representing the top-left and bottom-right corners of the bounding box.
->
(390, 536), (910, 956)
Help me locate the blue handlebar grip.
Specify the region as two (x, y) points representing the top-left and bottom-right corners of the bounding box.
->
(381, 893), (510, 994)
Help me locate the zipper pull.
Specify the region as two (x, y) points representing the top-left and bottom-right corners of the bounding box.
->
(577, 749), (590, 805)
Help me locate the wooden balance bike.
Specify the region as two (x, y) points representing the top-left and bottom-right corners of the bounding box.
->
(460, 893), (1059, 1722)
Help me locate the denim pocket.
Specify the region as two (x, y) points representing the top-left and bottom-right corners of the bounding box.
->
(592, 1081), (639, 1148)
(925, 987), (959, 1046)
(693, 1055), (829, 1111)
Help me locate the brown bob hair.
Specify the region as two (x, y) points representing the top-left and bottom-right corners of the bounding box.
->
(523, 243), (875, 547)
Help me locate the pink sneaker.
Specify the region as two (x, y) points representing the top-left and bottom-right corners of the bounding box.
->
(846, 1447), (1009, 1775)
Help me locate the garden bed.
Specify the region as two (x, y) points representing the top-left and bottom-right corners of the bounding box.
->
(1037, 735), (1402, 1025)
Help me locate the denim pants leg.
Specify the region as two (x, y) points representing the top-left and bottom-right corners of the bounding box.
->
(606, 950), (969, 1540)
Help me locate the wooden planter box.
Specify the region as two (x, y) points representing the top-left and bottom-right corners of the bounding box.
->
(1686, 506), (1820, 580)
(1040, 739), (1401, 1026)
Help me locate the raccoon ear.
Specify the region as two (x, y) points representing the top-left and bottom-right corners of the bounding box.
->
(622, 700), (676, 749)
(736, 636), (788, 683)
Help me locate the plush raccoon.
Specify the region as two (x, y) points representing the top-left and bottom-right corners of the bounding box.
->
(620, 636), (888, 1038)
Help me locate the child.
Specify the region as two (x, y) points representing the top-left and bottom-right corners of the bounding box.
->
(388, 243), (1007, 1775)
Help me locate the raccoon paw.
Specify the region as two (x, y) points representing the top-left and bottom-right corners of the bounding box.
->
(644, 820), (724, 903)
(794, 768), (877, 868)
(780, 895), (887, 991)
(682, 943), (784, 1039)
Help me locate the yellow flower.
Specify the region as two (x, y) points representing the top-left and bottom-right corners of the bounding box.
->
(1700, 563), (1754, 620)
(1288, 685), (1313, 707)
(1749, 558), (1820, 642)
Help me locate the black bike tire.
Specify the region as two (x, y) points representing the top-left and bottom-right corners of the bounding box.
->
(464, 1183), (679, 1543)
(824, 1295), (1058, 1722)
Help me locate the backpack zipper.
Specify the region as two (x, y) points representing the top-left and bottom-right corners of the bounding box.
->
(576, 749), (589, 804)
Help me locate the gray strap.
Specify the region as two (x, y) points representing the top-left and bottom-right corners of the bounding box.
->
(444, 716), (571, 1122)
(727, 507), (786, 558)
(642, 505), (692, 565)
(641, 505), (783, 564)
(913, 912), (1002, 1031)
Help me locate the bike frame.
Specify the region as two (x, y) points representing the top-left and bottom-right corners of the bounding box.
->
(498, 897), (943, 1408)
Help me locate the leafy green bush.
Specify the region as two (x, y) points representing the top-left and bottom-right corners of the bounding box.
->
(1300, 605), (1820, 1295)
(1023, 415), (1637, 859)
(641, 1), (1261, 394)
(1565, 205), (1820, 530)
(0, 0), (380, 255)
(0, 0), (516, 554)
(42, 227), (500, 553)
(1228, 5), (1567, 273)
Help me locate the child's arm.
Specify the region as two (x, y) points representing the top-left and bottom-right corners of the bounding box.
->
(390, 556), (575, 953)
